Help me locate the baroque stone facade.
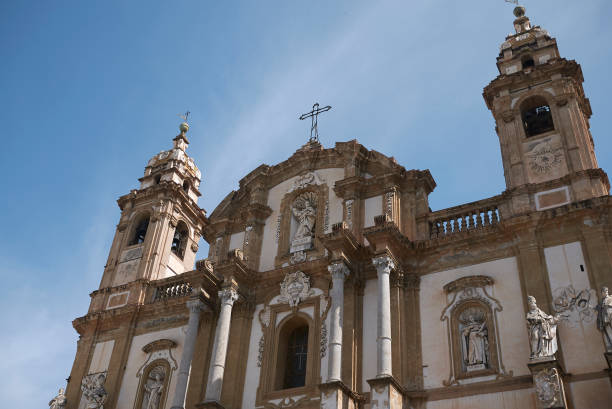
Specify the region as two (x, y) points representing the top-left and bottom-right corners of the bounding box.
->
(60, 8), (612, 409)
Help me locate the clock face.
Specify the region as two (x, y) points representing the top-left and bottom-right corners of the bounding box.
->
(529, 146), (563, 174)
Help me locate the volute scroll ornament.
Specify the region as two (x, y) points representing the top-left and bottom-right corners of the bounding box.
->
(372, 255), (395, 276)
(218, 287), (239, 307)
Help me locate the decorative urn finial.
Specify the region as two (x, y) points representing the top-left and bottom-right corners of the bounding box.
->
(513, 6), (526, 18)
(179, 121), (189, 135)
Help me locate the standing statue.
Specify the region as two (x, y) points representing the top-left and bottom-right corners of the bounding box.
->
(292, 193), (316, 241)
(143, 372), (164, 409)
(49, 388), (67, 409)
(526, 295), (560, 359)
(461, 315), (488, 366)
(81, 373), (107, 409)
(595, 286), (612, 351)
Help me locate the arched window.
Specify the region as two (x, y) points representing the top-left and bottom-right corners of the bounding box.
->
(130, 216), (150, 245)
(171, 222), (188, 259)
(182, 180), (190, 193)
(274, 316), (309, 390)
(521, 55), (535, 69)
(521, 96), (554, 137)
(284, 325), (308, 389)
(154, 175), (161, 185)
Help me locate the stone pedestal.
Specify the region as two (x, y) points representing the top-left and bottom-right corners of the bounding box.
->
(319, 381), (363, 409)
(290, 236), (313, 253)
(367, 376), (404, 409)
(527, 358), (567, 409)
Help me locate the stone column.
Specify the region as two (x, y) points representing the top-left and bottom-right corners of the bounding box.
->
(373, 255), (394, 378)
(171, 299), (206, 409)
(327, 262), (350, 382)
(203, 287), (239, 405)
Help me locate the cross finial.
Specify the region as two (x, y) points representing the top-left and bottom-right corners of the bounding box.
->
(178, 110), (191, 123)
(299, 102), (332, 143)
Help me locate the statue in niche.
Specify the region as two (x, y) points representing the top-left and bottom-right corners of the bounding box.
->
(290, 192), (317, 252)
(596, 286), (612, 351)
(526, 295), (560, 359)
(141, 366), (165, 409)
(48, 388), (67, 409)
(459, 310), (489, 370)
(461, 314), (489, 370)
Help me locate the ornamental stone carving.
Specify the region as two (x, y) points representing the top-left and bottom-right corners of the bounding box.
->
(596, 286), (612, 351)
(372, 255), (394, 275)
(441, 275), (508, 384)
(328, 262), (350, 281)
(287, 171), (326, 193)
(534, 367), (563, 408)
(527, 296), (560, 360)
(552, 285), (596, 326)
(219, 288), (239, 306)
(290, 192), (317, 253)
(81, 372), (107, 409)
(49, 388), (67, 409)
(279, 271), (314, 307)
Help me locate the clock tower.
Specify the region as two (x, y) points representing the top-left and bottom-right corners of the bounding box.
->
(484, 6), (609, 213)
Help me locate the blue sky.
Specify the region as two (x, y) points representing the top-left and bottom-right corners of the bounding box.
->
(0, 1), (611, 408)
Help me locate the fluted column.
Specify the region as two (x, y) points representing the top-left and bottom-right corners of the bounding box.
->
(372, 255), (394, 378)
(327, 262), (350, 382)
(204, 287), (239, 404)
(171, 299), (206, 409)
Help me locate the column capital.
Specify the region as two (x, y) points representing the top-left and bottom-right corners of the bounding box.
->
(328, 262), (350, 281)
(218, 288), (239, 307)
(186, 299), (207, 314)
(372, 255), (395, 275)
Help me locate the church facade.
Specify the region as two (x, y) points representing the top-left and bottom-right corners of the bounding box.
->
(61, 8), (612, 409)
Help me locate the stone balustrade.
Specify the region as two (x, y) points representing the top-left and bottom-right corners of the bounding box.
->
(153, 279), (193, 301)
(429, 196), (504, 239)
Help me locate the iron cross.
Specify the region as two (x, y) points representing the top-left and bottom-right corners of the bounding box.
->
(299, 102), (332, 143)
(178, 110), (191, 123)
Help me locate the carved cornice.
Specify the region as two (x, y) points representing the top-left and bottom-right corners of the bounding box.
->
(443, 275), (495, 294)
(142, 338), (177, 353)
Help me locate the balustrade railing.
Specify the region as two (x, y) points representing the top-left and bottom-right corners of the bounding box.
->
(429, 196), (503, 239)
(153, 280), (193, 301)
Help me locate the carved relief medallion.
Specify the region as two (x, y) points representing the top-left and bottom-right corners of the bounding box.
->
(534, 368), (562, 408)
(279, 271), (314, 307)
(528, 145), (563, 174)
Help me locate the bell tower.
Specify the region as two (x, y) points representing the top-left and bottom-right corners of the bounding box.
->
(98, 121), (208, 289)
(484, 6), (609, 213)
